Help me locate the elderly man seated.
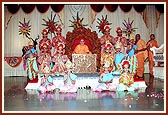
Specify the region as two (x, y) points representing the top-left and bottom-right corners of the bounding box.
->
(73, 39), (92, 54)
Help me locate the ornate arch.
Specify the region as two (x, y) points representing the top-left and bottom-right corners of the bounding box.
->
(65, 27), (101, 68)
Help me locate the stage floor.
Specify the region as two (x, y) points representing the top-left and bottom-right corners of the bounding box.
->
(3, 74), (165, 112)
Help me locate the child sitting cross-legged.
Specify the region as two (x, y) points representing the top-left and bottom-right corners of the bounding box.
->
(117, 60), (139, 92)
(93, 61), (117, 92)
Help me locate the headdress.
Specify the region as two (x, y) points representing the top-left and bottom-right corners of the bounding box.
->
(55, 25), (62, 32)
(104, 41), (112, 50)
(57, 42), (65, 49)
(104, 25), (110, 31)
(65, 60), (73, 69)
(42, 42), (48, 49)
(28, 38), (34, 46)
(122, 60), (130, 68)
(116, 27), (122, 33)
(41, 29), (48, 35)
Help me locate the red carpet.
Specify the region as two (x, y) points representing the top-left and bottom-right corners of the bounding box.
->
(28, 78), (38, 83)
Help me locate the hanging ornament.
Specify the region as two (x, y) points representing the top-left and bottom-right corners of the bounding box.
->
(122, 18), (138, 39)
(96, 15), (112, 33)
(42, 11), (58, 36)
(69, 12), (88, 29)
(19, 18), (31, 38)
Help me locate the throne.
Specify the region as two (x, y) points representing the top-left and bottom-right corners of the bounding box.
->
(65, 27), (101, 73)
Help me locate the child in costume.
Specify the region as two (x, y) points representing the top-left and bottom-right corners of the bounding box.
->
(117, 60), (139, 91)
(51, 43), (67, 76)
(100, 41), (115, 74)
(59, 60), (78, 93)
(114, 41), (125, 72)
(25, 38), (39, 81)
(37, 65), (56, 93)
(93, 61), (117, 92)
(126, 35), (137, 74)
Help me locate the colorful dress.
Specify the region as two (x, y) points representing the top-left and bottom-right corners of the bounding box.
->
(93, 71), (117, 92)
(59, 73), (78, 93)
(117, 72), (138, 91)
(114, 52), (125, 72)
(37, 53), (51, 76)
(26, 48), (39, 80)
(37, 75), (56, 93)
(127, 45), (138, 74)
(100, 53), (115, 73)
(51, 54), (67, 76)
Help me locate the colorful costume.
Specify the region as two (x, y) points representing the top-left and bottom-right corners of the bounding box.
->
(93, 62), (117, 92)
(127, 44), (138, 74)
(100, 41), (115, 74)
(117, 72), (138, 91)
(51, 43), (68, 76)
(117, 60), (139, 91)
(114, 27), (128, 54)
(59, 60), (78, 93)
(26, 40), (39, 81)
(39, 29), (52, 56)
(37, 75), (56, 93)
(38, 53), (51, 75)
(52, 25), (66, 49)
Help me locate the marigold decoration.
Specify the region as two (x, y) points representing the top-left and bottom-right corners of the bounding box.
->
(69, 12), (88, 29)
(96, 15), (112, 33)
(122, 18), (137, 39)
(19, 18), (31, 38)
(42, 12), (58, 36)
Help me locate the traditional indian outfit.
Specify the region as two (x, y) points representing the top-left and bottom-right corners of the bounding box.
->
(135, 39), (148, 78)
(93, 71), (117, 92)
(117, 72), (138, 91)
(59, 72), (78, 93)
(26, 48), (39, 80)
(37, 75), (56, 93)
(146, 39), (159, 76)
(73, 44), (91, 54)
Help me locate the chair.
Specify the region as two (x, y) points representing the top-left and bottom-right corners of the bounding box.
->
(65, 27), (101, 72)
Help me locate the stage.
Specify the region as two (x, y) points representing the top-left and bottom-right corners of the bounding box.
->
(25, 73), (147, 92)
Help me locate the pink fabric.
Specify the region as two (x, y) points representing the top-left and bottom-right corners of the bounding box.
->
(59, 84), (77, 93)
(93, 83), (117, 92)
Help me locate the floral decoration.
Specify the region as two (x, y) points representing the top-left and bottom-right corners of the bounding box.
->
(69, 12), (88, 29)
(19, 18), (31, 38)
(96, 15), (112, 33)
(122, 18), (137, 38)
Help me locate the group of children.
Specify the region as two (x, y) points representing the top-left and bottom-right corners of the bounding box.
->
(24, 25), (140, 94)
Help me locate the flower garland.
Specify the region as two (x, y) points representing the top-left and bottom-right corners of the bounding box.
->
(19, 18), (31, 38)
(122, 18), (137, 39)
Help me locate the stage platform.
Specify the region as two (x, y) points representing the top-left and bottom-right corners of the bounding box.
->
(25, 73), (147, 92)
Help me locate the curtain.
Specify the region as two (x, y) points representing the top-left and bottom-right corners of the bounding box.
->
(4, 4), (164, 57)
